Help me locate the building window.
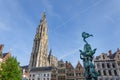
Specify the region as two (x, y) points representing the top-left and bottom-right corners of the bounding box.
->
(33, 74), (35, 77)
(60, 64), (64, 67)
(99, 78), (102, 80)
(112, 63), (115, 68)
(107, 63), (110, 68)
(108, 70), (112, 75)
(118, 56), (119, 59)
(47, 74), (49, 76)
(103, 55), (105, 59)
(47, 78), (49, 80)
(114, 70), (118, 76)
(38, 78), (40, 80)
(117, 61), (120, 66)
(97, 63), (100, 68)
(44, 74), (46, 77)
(105, 78), (108, 80)
(52, 74), (56, 78)
(103, 70), (106, 75)
(76, 73), (78, 76)
(116, 78), (119, 80)
(102, 63), (105, 68)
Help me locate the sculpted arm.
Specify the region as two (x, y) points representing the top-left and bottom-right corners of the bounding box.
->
(79, 50), (84, 59)
(92, 48), (97, 55)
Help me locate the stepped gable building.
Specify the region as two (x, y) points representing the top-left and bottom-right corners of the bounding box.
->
(0, 44), (11, 70)
(29, 12), (58, 69)
(51, 67), (57, 80)
(66, 61), (75, 80)
(74, 61), (84, 80)
(94, 50), (120, 80)
(57, 60), (66, 80)
(0, 44), (11, 62)
(51, 61), (85, 80)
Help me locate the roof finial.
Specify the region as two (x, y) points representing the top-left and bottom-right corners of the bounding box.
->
(42, 12), (46, 20)
(49, 49), (52, 55)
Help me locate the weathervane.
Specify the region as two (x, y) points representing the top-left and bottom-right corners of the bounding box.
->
(79, 32), (99, 80)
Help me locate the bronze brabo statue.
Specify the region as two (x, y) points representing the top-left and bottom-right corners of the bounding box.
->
(79, 32), (99, 80)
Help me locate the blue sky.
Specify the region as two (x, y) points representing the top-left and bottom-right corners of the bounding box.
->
(0, 0), (120, 66)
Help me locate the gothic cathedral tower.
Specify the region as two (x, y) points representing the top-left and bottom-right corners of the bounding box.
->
(29, 12), (48, 69)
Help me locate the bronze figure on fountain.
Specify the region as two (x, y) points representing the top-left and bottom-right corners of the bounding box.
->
(79, 32), (100, 80)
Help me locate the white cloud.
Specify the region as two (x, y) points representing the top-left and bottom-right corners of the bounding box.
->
(59, 48), (79, 59)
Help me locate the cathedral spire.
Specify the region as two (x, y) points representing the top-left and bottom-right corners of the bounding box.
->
(36, 12), (47, 36)
(29, 12), (48, 69)
(42, 12), (46, 21)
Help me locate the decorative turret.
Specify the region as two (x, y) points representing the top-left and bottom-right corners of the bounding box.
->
(48, 49), (58, 67)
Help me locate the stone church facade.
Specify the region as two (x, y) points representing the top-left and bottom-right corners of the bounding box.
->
(29, 12), (58, 69)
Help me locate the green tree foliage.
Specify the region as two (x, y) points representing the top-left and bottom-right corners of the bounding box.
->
(0, 57), (22, 80)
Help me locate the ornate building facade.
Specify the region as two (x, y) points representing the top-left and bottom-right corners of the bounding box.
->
(74, 61), (84, 80)
(114, 49), (120, 75)
(29, 66), (52, 80)
(66, 61), (74, 80)
(51, 60), (85, 80)
(57, 60), (66, 80)
(29, 60), (85, 80)
(94, 50), (120, 80)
